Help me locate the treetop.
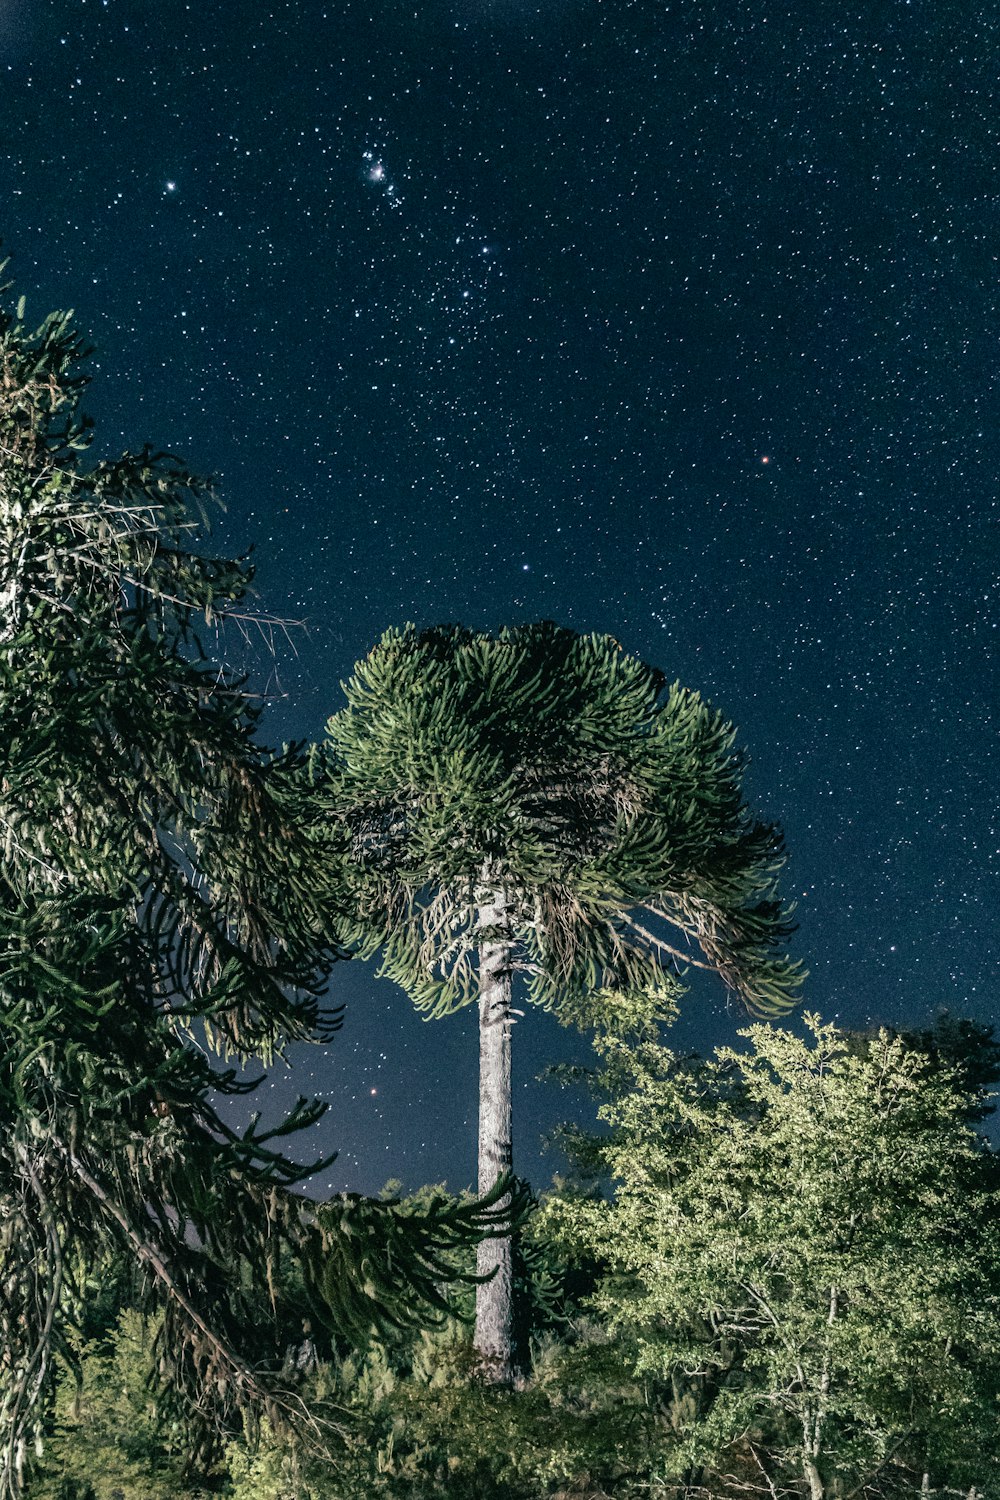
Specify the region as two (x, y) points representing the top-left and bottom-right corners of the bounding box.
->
(320, 621), (804, 1021)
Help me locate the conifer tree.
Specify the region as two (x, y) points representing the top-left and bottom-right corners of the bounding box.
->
(318, 622), (804, 1383)
(0, 278), (515, 1497)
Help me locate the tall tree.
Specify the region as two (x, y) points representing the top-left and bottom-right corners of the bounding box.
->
(0, 280), (515, 1497)
(318, 621), (804, 1383)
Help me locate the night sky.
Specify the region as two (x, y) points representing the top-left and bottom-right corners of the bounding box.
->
(3, 0), (997, 1194)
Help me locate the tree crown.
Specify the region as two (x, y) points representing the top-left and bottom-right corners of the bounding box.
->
(321, 621), (804, 1019)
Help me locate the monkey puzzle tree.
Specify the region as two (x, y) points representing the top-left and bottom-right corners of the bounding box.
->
(318, 621), (804, 1384)
(0, 281), (514, 1497)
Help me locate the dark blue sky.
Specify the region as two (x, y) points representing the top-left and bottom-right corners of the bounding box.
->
(3, 0), (997, 1193)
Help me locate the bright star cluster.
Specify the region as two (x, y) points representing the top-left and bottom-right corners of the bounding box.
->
(361, 148), (402, 207)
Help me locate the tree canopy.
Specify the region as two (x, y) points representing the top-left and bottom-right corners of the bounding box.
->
(543, 1013), (1000, 1500)
(321, 620), (804, 1023)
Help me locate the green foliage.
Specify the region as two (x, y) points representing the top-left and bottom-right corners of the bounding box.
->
(216, 1182), (682, 1498)
(0, 277), (525, 1497)
(318, 620), (804, 1022)
(543, 1013), (1000, 1499)
(25, 1198), (666, 1500)
(26, 1039), (1000, 1500)
(305, 1174), (528, 1346)
(27, 1311), (213, 1500)
(222, 1315), (679, 1500)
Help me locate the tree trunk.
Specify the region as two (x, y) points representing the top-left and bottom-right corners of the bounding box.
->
(802, 1403), (825, 1500)
(802, 1459), (824, 1500)
(473, 883), (515, 1385)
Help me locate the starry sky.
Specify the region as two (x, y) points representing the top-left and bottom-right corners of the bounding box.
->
(2, 0), (997, 1194)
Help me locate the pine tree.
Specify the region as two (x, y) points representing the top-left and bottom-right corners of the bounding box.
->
(317, 621), (804, 1383)
(0, 278), (516, 1497)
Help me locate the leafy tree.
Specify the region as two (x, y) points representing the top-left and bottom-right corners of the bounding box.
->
(544, 1014), (1000, 1499)
(0, 278), (518, 1497)
(317, 622), (804, 1382)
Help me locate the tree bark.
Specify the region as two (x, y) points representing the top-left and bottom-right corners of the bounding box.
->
(803, 1460), (825, 1500)
(473, 883), (515, 1385)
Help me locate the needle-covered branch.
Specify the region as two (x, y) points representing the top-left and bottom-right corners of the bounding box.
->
(318, 622), (804, 1025)
(0, 276), (518, 1496)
